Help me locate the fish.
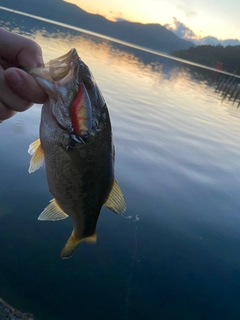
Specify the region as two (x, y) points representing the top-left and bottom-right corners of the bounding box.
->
(27, 49), (126, 259)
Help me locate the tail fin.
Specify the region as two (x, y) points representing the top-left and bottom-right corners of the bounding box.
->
(61, 231), (97, 259)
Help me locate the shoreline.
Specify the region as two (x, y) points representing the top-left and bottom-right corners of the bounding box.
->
(0, 297), (34, 320)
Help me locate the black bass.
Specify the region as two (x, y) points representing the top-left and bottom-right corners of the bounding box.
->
(27, 49), (126, 259)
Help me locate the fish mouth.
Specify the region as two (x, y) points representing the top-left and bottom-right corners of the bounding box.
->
(22, 48), (83, 98)
(22, 48), (80, 82)
(24, 48), (106, 138)
(26, 49), (94, 137)
(46, 48), (80, 81)
(44, 49), (95, 91)
(24, 48), (95, 101)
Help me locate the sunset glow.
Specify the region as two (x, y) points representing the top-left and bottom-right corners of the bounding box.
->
(64, 0), (240, 40)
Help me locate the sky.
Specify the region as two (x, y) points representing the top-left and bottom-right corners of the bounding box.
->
(64, 0), (240, 41)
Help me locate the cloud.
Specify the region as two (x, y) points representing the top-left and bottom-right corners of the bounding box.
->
(165, 18), (240, 46)
(164, 17), (198, 41)
(176, 0), (197, 18)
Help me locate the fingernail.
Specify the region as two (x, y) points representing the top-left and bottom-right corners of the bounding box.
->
(36, 54), (45, 67)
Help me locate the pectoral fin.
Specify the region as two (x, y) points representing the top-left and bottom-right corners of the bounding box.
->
(61, 231), (97, 259)
(28, 139), (44, 173)
(38, 199), (68, 221)
(104, 179), (126, 214)
(28, 139), (41, 155)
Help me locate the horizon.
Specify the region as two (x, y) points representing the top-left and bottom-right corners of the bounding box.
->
(64, 0), (240, 42)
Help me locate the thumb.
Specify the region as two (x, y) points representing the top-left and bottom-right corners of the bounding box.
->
(4, 68), (47, 104)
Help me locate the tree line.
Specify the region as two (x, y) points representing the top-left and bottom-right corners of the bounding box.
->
(172, 45), (240, 74)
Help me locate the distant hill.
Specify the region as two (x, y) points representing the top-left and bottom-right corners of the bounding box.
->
(164, 18), (240, 47)
(0, 0), (194, 53)
(172, 45), (240, 74)
(193, 36), (240, 47)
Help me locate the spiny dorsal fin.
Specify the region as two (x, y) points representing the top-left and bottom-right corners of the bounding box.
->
(104, 179), (126, 214)
(61, 231), (97, 259)
(28, 139), (44, 173)
(38, 199), (68, 221)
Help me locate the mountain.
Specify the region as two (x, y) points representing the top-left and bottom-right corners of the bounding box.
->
(193, 36), (240, 47)
(164, 18), (240, 47)
(0, 0), (194, 53)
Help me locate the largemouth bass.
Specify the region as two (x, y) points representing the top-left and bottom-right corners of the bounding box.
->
(27, 49), (126, 259)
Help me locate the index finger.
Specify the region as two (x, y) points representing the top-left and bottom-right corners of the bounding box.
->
(0, 28), (44, 67)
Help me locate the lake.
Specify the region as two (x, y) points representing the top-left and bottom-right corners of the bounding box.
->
(1, 13), (240, 320)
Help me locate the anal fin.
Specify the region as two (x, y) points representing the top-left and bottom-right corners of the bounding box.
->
(28, 139), (44, 173)
(104, 179), (126, 214)
(38, 199), (68, 221)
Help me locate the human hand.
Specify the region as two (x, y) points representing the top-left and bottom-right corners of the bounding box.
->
(0, 28), (47, 121)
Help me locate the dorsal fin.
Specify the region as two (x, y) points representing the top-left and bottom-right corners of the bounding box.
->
(104, 179), (126, 214)
(38, 199), (68, 221)
(28, 139), (45, 173)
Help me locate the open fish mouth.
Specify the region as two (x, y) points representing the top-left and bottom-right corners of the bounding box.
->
(23, 48), (80, 82)
(25, 49), (94, 136)
(46, 48), (80, 81)
(25, 48), (94, 91)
